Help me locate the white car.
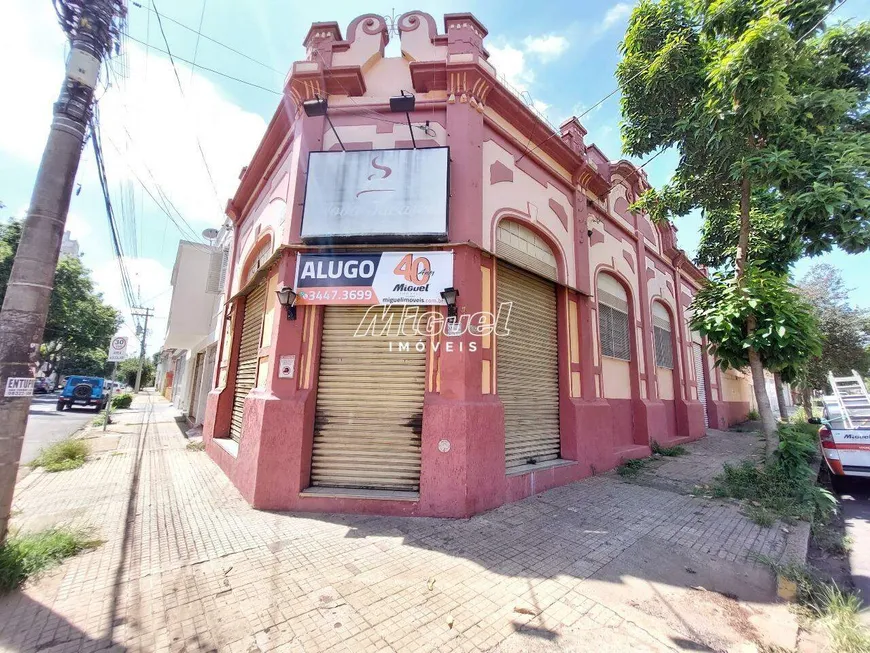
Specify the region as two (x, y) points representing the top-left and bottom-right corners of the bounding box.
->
(811, 394), (870, 490)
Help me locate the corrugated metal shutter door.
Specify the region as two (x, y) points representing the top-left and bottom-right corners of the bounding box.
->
(496, 261), (561, 469)
(229, 282), (267, 441)
(693, 343), (709, 427)
(188, 351), (205, 419)
(311, 306), (425, 491)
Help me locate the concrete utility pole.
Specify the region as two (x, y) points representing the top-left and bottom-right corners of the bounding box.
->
(132, 307), (153, 391)
(0, 0), (126, 543)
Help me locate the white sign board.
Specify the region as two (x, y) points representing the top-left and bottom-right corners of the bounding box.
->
(107, 336), (128, 362)
(278, 355), (296, 379)
(4, 377), (34, 397)
(301, 147), (449, 243)
(295, 251), (453, 306)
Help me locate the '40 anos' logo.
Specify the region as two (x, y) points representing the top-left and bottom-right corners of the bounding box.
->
(393, 254), (433, 286)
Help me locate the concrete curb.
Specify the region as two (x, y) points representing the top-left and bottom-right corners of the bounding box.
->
(776, 457), (823, 601)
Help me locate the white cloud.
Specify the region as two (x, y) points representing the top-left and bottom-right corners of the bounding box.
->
(93, 256), (173, 354)
(0, 2), (66, 163)
(601, 3), (634, 31)
(488, 43), (533, 94)
(523, 35), (569, 62)
(65, 212), (92, 241)
(488, 32), (570, 121)
(99, 43), (266, 232)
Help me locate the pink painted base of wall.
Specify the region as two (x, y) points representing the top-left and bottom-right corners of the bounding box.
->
(711, 400), (750, 429)
(202, 387), (721, 519)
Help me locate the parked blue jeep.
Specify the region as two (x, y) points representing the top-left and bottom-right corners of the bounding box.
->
(56, 376), (108, 412)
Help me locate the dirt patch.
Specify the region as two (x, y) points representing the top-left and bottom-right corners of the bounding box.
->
(807, 468), (854, 591)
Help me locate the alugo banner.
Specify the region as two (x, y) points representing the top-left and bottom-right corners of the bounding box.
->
(294, 252), (453, 305)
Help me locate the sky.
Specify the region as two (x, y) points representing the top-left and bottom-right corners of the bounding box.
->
(1, 0), (868, 355)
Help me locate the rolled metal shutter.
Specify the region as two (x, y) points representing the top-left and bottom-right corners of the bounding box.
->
(311, 305), (425, 491)
(496, 261), (561, 469)
(229, 282), (267, 441)
(188, 351), (205, 419)
(693, 343), (709, 427)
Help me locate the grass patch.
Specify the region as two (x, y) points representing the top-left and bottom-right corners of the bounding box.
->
(711, 423), (836, 525)
(111, 393), (133, 410)
(91, 413), (107, 427)
(651, 441), (688, 457)
(30, 439), (89, 472)
(747, 409), (761, 421)
(618, 458), (648, 478)
(186, 441), (205, 451)
(763, 561), (870, 653)
(0, 527), (100, 593)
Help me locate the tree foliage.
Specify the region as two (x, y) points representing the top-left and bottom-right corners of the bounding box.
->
(796, 263), (870, 390)
(691, 266), (822, 372)
(116, 357), (154, 388)
(620, 1), (870, 251)
(0, 218), (120, 377)
(618, 0), (870, 441)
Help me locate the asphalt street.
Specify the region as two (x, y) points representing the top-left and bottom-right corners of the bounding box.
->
(21, 394), (96, 464)
(838, 477), (870, 621)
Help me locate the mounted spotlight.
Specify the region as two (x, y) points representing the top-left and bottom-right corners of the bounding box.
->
(301, 95), (345, 151)
(440, 287), (459, 320)
(276, 286), (298, 321)
(390, 91), (417, 148)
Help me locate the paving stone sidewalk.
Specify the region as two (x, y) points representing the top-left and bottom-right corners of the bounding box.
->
(0, 394), (793, 653)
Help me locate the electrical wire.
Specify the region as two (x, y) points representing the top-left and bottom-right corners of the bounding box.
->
(121, 32), (282, 95)
(90, 111), (142, 330)
(188, 0), (208, 86)
(150, 0), (224, 215)
(129, 0), (284, 75)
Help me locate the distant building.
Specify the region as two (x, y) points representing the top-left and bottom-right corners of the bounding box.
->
(158, 226), (232, 426)
(59, 230), (79, 258)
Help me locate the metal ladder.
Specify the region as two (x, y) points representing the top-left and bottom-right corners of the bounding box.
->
(828, 370), (870, 429)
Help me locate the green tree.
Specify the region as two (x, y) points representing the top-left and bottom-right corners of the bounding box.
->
(617, 0), (870, 445)
(0, 219), (23, 300)
(116, 357), (154, 388)
(0, 219), (120, 378)
(40, 257), (120, 378)
(797, 263), (870, 392)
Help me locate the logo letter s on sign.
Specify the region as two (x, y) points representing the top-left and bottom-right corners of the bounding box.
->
(394, 254), (433, 286)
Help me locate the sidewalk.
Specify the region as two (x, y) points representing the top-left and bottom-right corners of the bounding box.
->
(1, 394), (797, 653)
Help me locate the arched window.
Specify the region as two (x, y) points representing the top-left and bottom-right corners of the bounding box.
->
(597, 273), (630, 361)
(652, 302), (674, 369)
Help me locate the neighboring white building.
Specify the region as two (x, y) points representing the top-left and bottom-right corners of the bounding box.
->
(59, 230), (80, 258)
(159, 225), (232, 425)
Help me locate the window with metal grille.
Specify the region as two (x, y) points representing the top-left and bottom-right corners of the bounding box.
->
(598, 303), (631, 360)
(654, 326), (674, 368)
(652, 303), (674, 369)
(597, 276), (631, 361)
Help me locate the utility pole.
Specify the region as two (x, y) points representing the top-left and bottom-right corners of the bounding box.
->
(132, 307), (153, 392)
(0, 0), (126, 543)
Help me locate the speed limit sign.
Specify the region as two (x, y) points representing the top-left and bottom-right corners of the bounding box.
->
(107, 336), (128, 362)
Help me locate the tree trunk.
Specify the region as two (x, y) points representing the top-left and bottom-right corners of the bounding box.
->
(736, 172), (778, 455)
(748, 327), (779, 458)
(773, 372), (788, 421)
(802, 386), (813, 418)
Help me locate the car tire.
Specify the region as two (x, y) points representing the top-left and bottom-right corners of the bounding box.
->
(831, 473), (849, 495)
(56, 400), (64, 411)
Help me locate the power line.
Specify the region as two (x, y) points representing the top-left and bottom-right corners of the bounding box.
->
(150, 0), (224, 215)
(188, 0), (208, 84)
(90, 111), (141, 330)
(121, 32), (282, 94)
(129, 0), (284, 75)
